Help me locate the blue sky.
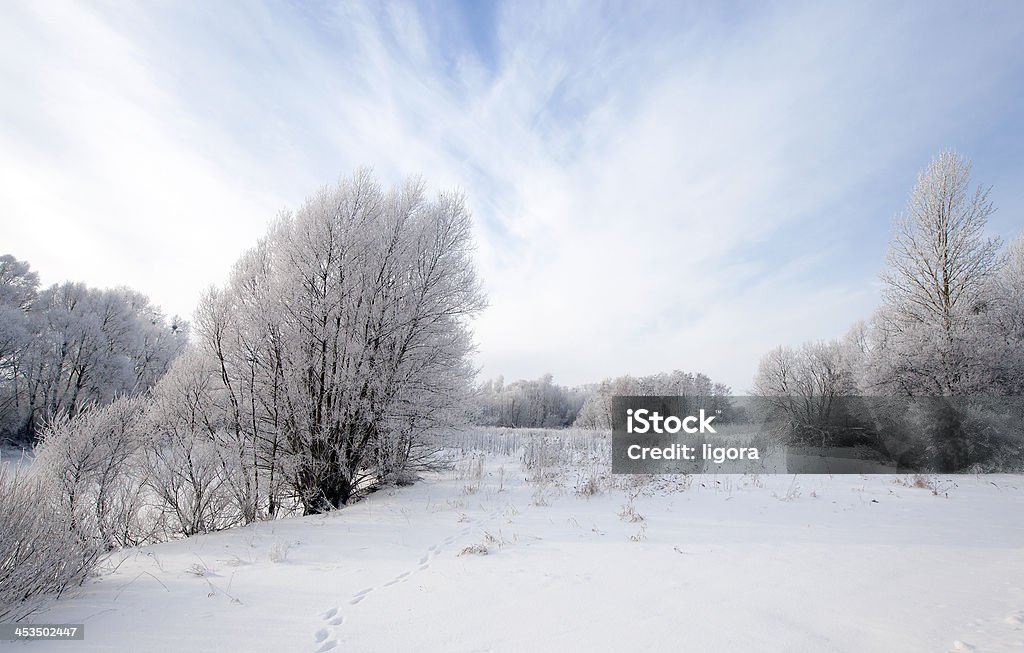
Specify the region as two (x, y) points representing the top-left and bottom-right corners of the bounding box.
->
(2, 0), (1022, 391)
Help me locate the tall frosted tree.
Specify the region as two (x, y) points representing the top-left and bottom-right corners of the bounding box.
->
(874, 150), (1002, 395)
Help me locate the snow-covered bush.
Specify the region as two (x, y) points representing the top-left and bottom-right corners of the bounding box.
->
(34, 396), (154, 549)
(143, 351), (254, 535)
(144, 431), (239, 537)
(0, 464), (101, 621)
(269, 540), (290, 563)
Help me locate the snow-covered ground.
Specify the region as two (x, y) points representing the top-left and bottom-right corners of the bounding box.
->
(18, 442), (1024, 653)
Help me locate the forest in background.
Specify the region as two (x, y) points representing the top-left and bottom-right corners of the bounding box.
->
(0, 259), (186, 442)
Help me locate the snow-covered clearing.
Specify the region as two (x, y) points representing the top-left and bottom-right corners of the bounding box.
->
(18, 431), (1024, 653)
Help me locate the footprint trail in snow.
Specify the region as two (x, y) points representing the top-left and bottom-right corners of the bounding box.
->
(310, 505), (512, 651)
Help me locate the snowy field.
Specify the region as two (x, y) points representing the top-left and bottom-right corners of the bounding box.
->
(16, 430), (1024, 653)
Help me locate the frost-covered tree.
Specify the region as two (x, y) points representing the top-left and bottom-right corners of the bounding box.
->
(185, 170), (486, 513)
(0, 255), (39, 439)
(978, 234), (1024, 393)
(752, 339), (861, 443)
(872, 150), (1002, 395)
(0, 255), (39, 310)
(18, 284), (187, 438)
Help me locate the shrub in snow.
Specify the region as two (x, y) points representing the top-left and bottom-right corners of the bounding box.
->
(33, 396), (154, 550)
(0, 464), (101, 621)
(575, 473), (602, 497)
(459, 543), (488, 556)
(269, 541), (290, 563)
(630, 523), (648, 542)
(144, 431), (238, 537)
(618, 501), (644, 523)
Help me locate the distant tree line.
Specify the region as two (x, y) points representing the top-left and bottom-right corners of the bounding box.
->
(573, 370), (732, 430)
(474, 374), (586, 428)
(0, 255), (187, 443)
(472, 369), (733, 430)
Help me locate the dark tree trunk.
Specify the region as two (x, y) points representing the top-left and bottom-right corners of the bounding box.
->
(300, 451), (355, 515)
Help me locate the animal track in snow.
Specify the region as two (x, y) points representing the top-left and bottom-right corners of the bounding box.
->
(311, 503), (520, 652)
(313, 605), (345, 651)
(347, 587), (374, 605)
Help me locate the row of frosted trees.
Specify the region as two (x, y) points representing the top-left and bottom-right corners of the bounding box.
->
(3, 171), (487, 620)
(472, 370), (733, 431)
(573, 370), (732, 430)
(753, 151), (1024, 469)
(0, 255), (186, 442)
(474, 374), (587, 428)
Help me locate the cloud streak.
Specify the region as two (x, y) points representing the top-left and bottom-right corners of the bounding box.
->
(2, 0), (1022, 391)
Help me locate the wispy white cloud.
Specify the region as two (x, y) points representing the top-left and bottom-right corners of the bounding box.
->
(2, 0), (1022, 391)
